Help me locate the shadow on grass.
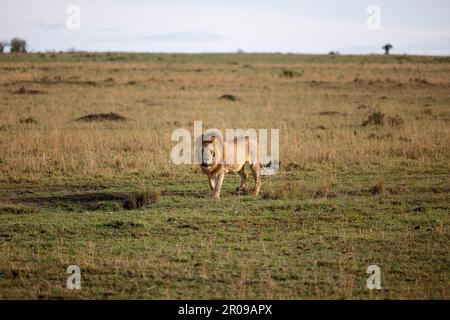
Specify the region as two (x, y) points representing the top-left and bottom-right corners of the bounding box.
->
(4, 190), (207, 212)
(15, 192), (130, 204)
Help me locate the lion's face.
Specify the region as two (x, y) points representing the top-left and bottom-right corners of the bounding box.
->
(201, 141), (216, 168)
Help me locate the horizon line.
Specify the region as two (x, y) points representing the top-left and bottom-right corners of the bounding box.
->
(3, 51), (450, 57)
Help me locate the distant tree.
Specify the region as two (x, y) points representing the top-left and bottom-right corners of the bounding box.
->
(10, 37), (27, 53)
(382, 43), (393, 55)
(0, 41), (9, 53)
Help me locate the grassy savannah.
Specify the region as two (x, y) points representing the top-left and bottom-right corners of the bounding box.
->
(0, 52), (449, 299)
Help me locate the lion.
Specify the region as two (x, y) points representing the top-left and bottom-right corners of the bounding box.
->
(200, 135), (261, 199)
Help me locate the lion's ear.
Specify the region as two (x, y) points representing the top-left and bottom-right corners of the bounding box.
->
(210, 136), (216, 143)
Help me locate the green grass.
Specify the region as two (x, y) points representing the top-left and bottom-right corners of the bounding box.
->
(0, 164), (448, 299)
(1, 52), (450, 65)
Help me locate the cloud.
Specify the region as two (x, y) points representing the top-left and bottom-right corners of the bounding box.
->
(22, 22), (65, 30)
(142, 31), (224, 42)
(97, 27), (121, 32)
(93, 31), (224, 43)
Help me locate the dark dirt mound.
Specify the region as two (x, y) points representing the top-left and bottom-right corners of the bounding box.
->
(101, 220), (144, 229)
(19, 117), (38, 124)
(317, 111), (347, 116)
(75, 112), (128, 122)
(219, 94), (238, 101)
(14, 87), (45, 95)
(0, 205), (37, 215)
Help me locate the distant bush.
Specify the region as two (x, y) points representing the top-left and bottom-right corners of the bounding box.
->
(387, 115), (404, 127)
(362, 111), (385, 126)
(371, 179), (385, 195)
(10, 37), (27, 53)
(123, 190), (159, 210)
(313, 181), (330, 199)
(362, 110), (404, 127)
(262, 180), (304, 200)
(0, 41), (8, 53)
(281, 69), (304, 78)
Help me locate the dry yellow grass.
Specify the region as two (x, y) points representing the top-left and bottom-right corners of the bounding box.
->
(0, 54), (449, 182)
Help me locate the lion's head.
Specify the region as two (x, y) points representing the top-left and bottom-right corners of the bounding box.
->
(201, 136), (219, 168)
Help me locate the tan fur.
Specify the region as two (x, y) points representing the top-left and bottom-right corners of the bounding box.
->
(200, 136), (261, 199)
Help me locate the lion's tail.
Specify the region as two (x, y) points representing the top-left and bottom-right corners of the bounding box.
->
(260, 159), (280, 176)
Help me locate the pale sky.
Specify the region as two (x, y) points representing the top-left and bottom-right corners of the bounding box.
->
(1, 0), (449, 55)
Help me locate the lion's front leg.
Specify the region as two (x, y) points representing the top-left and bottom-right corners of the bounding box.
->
(213, 172), (225, 199)
(208, 176), (216, 194)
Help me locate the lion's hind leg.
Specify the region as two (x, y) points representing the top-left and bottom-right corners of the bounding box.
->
(236, 165), (249, 193)
(251, 163), (261, 197)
